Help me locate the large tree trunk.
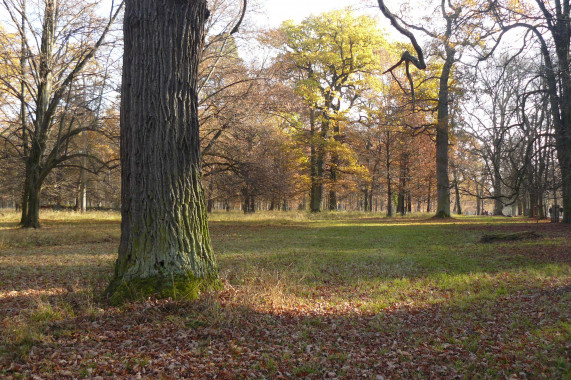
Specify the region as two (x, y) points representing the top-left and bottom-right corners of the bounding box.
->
(19, 0), (28, 226)
(106, 0), (218, 303)
(20, 0), (55, 228)
(454, 178), (462, 215)
(397, 151), (408, 216)
(361, 189), (367, 211)
(555, 65), (571, 222)
(77, 161), (87, 212)
(368, 186), (374, 212)
(407, 193), (412, 213)
(19, 169), (30, 225)
(328, 189), (337, 211)
(309, 108), (322, 212)
(385, 131), (393, 217)
(329, 113), (340, 211)
(553, 12), (571, 223)
(397, 191), (405, 215)
(242, 189), (250, 213)
(528, 191), (537, 218)
(434, 51), (453, 218)
(476, 182), (481, 216)
(559, 153), (571, 223)
(310, 167), (322, 212)
(426, 180), (432, 213)
(20, 163), (41, 228)
(493, 165), (503, 215)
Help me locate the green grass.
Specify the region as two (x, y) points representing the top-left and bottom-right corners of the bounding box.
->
(0, 210), (569, 378)
(210, 212), (568, 311)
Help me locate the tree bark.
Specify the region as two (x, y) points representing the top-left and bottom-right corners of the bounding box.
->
(329, 108), (340, 211)
(19, 0), (28, 226)
(107, 0), (218, 303)
(407, 193), (412, 213)
(493, 165), (503, 215)
(528, 191), (537, 218)
(427, 180), (432, 213)
(385, 130), (393, 217)
(328, 189), (337, 211)
(397, 185), (405, 215)
(397, 151), (408, 216)
(551, 9), (571, 223)
(434, 45), (454, 218)
(21, 170), (41, 228)
(454, 178), (462, 215)
(368, 186), (374, 212)
(20, 0), (56, 228)
(309, 108), (322, 212)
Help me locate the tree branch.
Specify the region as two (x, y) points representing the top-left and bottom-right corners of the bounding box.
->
(376, 0), (426, 109)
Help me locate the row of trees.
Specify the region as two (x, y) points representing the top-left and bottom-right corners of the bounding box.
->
(0, 0), (567, 224)
(200, 2), (565, 221)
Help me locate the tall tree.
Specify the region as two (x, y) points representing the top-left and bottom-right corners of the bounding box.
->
(0, 0), (123, 227)
(106, 0), (246, 303)
(270, 9), (386, 211)
(377, 0), (486, 217)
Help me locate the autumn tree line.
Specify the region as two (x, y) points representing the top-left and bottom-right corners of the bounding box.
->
(0, 0), (569, 226)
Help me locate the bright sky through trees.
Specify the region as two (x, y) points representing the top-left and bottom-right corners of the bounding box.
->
(254, 0), (364, 26)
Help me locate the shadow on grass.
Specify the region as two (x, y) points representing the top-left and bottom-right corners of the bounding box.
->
(215, 222), (570, 288)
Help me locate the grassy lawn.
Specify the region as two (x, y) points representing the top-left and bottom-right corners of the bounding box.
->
(0, 210), (569, 378)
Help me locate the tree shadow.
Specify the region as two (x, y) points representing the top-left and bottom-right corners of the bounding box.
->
(1, 281), (568, 378)
(216, 222), (570, 289)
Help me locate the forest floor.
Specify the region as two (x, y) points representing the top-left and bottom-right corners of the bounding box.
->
(0, 210), (569, 379)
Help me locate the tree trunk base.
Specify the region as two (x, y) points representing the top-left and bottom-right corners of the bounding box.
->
(20, 222), (41, 229)
(20, 216), (41, 228)
(433, 210), (451, 218)
(105, 273), (221, 306)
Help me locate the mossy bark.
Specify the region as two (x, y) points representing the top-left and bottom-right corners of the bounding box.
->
(106, 0), (218, 303)
(107, 274), (221, 306)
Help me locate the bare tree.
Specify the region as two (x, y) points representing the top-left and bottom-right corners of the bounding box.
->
(487, 0), (571, 222)
(464, 53), (531, 215)
(377, 0), (488, 218)
(0, 0), (124, 227)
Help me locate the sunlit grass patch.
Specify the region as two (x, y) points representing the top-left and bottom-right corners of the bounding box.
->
(0, 210), (120, 248)
(0, 209), (120, 225)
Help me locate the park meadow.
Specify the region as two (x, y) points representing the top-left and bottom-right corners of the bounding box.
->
(0, 210), (569, 378)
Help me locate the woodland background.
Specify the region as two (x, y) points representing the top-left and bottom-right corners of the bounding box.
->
(0, 0), (566, 221)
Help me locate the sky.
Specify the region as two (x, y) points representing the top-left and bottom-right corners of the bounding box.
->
(93, 1), (394, 35)
(252, 0), (376, 27)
